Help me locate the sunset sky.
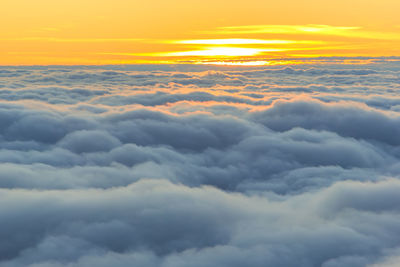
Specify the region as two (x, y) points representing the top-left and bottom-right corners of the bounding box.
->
(2, 0), (400, 65)
(3, 1), (400, 265)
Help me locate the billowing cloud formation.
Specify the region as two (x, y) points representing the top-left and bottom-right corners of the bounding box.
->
(1, 61), (400, 266)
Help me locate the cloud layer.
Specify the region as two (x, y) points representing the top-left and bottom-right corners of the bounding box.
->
(1, 61), (400, 266)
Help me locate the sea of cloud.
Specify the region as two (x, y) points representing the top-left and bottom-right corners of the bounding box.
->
(1, 60), (400, 266)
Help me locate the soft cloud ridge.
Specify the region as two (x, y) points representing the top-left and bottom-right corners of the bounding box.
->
(1, 60), (400, 266)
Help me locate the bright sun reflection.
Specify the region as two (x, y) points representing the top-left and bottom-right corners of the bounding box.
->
(197, 61), (272, 66)
(152, 47), (285, 57)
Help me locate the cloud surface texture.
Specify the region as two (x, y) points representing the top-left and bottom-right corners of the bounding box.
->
(1, 61), (400, 266)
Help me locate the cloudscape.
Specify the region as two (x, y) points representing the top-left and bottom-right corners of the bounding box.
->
(2, 0), (400, 266)
(1, 61), (400, 266)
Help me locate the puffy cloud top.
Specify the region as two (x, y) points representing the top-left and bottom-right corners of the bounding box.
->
(1, 61), (400, 266)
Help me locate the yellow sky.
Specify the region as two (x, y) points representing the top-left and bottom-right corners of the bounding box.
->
(1, 0), (400, 65)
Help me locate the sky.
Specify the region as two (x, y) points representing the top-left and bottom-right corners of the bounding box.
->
(1, 0), (400, 65)
(2, 1), (400, 266)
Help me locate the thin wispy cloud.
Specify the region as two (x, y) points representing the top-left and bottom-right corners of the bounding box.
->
(87, 25), (400, 65)
(0, 37), (147, 43)
(170, 39), (324, 45)
(210, 24), (400, 40)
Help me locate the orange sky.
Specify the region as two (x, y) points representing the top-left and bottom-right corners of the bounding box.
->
(1, 0), (400, 65)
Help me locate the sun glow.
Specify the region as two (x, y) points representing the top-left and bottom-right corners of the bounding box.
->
(197, 60), (272, 66)
(147, 47), (286, 57)
(172, 39), (323, 45)
(1, 0), (400, 65)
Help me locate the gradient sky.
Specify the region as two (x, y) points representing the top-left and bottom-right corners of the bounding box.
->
(2, 0), (400, 65)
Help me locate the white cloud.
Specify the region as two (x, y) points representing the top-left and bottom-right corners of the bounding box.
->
(0, 60), (400, 266)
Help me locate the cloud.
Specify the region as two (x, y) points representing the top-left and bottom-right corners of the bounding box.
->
(1, 61), (400, 266)
(1, 179), (400, 266)
(252, 99), (400, 145)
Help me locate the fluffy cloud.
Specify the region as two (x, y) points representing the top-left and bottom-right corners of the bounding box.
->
(0, 60), (400, 266)
(1, 179), (400, 267)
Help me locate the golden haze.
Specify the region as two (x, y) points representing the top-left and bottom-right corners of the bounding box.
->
(1, 0), (400, 65)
